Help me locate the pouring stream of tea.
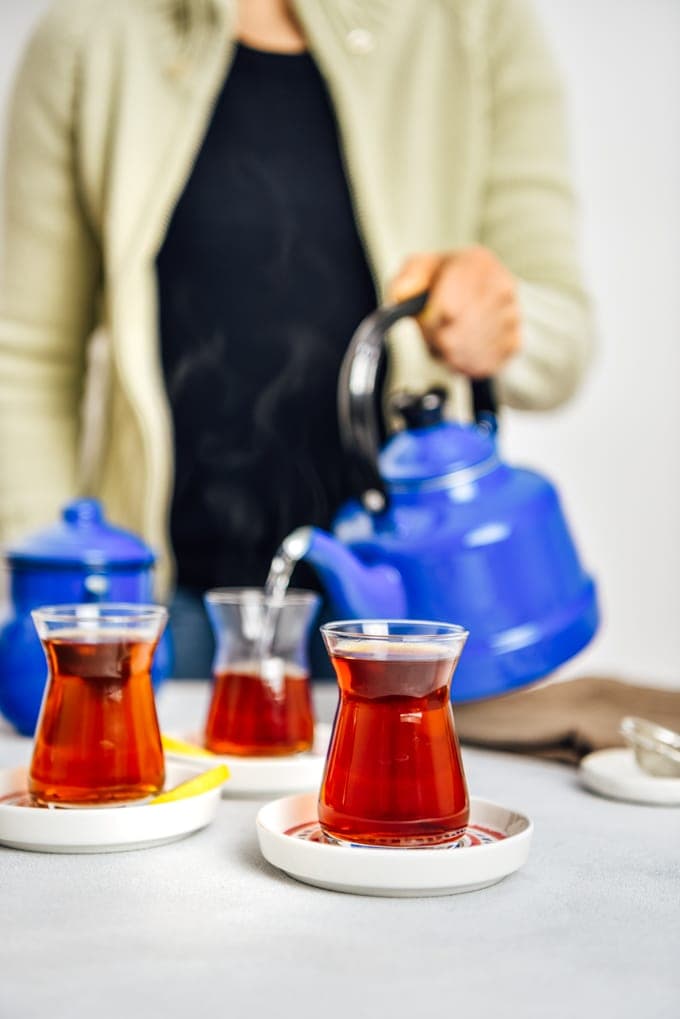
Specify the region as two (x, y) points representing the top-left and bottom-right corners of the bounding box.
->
(255, 537), (303, 668)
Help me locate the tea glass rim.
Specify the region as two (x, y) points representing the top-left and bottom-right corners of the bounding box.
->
(31, 599), (169, 639)
(204, 587), (320, 608)
(321, 619), (469, 643)
(31, 603), (168, 628)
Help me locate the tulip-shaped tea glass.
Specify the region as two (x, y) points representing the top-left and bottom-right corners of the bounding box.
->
(319, 620), (470, 847)
(29, 604), (167, 806)
(204, 589), (320, 756)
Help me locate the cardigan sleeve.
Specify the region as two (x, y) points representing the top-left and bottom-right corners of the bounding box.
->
(0, 3), (101, 542)
(479, 0), (594, 410)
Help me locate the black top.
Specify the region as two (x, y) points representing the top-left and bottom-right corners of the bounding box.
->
(157, 44), (377, 589)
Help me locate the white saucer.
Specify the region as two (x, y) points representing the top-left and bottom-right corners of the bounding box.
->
(164, 724), (331, 797)
(0, 762), (223, 854)
(256, 792), (532, 897)
(580, 747), (680, 805)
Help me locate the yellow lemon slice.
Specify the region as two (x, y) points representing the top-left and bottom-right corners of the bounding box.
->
(151, 764), (230, 805)
(162, 733), (215, 758)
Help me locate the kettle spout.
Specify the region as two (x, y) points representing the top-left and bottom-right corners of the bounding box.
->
(282, 527), (406, 618)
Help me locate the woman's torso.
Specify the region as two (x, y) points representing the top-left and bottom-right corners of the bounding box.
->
(156, 42), (377, 588)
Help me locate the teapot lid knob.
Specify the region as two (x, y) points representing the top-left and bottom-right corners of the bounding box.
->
(63, 499), (104, 527)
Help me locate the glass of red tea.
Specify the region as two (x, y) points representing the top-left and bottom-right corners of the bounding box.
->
(319, 620), (470, 848)
(29, 604), (167, 806)
(203, 589), (320, 756)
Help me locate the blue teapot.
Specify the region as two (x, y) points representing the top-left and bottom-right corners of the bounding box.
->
(0, 499), (173, 735)
(283, 293), (599, 701)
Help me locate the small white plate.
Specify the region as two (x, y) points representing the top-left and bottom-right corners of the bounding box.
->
(256, 793), (532, 897)
(165, 724), (331, 797)
(580, 747), (680, 805)
(0, 762), (223, 854)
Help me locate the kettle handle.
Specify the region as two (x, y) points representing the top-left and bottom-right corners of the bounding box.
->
(338, 290), (498, 512)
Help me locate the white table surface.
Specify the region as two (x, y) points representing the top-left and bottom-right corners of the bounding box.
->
(0, 681), (678, 1019)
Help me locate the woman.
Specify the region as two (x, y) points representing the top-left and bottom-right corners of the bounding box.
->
(0, 0), (592, 674)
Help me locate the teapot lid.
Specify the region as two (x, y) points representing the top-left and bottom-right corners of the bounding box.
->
(6, 499), (155, 570)
(380, 391), (495, 485)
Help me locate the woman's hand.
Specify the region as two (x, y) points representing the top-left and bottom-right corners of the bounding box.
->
(388, 246), (522, 378)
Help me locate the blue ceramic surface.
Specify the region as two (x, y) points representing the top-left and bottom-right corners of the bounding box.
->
(0, 500), (172, 735)
(7, 499), (154, 568)
(298, 418), (599, 702)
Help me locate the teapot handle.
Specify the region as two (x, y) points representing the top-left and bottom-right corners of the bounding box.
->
(338, 290), (498, 512)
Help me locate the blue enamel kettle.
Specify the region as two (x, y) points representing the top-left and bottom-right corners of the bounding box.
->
(283, 293), (599, 700)
(0, 499), (173, 734)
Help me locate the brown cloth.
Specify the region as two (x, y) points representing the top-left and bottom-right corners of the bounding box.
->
(453, 677), (680, 765)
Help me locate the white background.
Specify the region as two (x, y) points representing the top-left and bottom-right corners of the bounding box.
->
(0, 0), (678, 687)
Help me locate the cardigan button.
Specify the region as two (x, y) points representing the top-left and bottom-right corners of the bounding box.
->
(345, 28), (375, 55)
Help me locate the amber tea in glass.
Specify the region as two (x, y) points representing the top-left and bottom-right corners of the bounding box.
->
(319, 620), (470, 847)
(29, 605), (167, 806)
(203, 589), (319, 756)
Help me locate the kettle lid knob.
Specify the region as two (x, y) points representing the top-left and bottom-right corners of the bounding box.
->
(391, 388), (447, 430)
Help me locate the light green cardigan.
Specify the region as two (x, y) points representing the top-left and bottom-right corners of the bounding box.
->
(0, 0), (592, 593)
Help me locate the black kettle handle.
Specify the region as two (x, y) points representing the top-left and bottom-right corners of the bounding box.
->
(338, 290), (498, 512)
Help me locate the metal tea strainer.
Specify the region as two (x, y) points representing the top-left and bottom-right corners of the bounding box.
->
(619, 716), (680, 779)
